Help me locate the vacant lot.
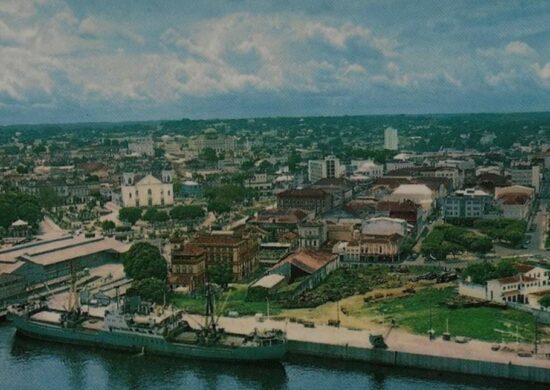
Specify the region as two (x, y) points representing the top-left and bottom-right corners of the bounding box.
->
(361, 287), (536, 343)
(171, 284), (283, 316)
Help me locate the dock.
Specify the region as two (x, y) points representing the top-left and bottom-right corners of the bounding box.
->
(186, 314), (550, 384)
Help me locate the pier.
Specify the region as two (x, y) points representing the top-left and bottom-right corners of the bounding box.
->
(187, 314), (550, 384)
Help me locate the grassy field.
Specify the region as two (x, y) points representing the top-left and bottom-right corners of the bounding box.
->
(171, 284), (283, 316)
(361, 287), (536, 343)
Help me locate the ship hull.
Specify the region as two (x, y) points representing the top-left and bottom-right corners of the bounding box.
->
(10, 314), (287, 362)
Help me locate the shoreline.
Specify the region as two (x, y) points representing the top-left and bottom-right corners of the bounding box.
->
(188, 314), (550, 384)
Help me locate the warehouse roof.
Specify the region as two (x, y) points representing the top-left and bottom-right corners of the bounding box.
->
(0, 235), (129, 267)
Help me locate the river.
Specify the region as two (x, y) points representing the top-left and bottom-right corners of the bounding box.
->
(0, 324), (542, 390)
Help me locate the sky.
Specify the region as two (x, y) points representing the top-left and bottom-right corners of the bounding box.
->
(0, 0), (549, 125)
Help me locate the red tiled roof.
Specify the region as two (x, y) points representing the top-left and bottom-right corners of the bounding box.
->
(273, 250), (336, 274)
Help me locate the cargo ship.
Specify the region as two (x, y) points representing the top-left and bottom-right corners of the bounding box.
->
(8, 284), (287, 362)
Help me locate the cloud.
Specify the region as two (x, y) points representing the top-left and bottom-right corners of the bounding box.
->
(0, 46), (58, 101)
(0, 1), (548, 123)
(505, 41), (535, 56)
(0, 0), (46, 18)
(78, 17), (145, 45)
(533, 63), (550, 81)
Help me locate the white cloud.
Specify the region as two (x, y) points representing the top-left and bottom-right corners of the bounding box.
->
(0, 0), (47, 18)
(533, 63), (550, 81)
(0, 46), (58, 101)
(505, 41), (535, 56)
(484, 70), (517, 87)
(79, 17), (144, 45)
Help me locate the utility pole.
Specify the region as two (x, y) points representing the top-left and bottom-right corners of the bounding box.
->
(534, 314), (539, 355)
(336, 299), (340, 326)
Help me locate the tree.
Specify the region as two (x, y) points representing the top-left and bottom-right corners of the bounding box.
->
(494, 260), (516, 278)
(461, 261), (496, 284)
(469, 237), (493, 254)
(119, 207), (142, 225)
(399, 237), (415, 258)
(143, 208), (169, 223)
(539, 295), (550, 309)
(39, 186), (61, 210)
(170, 205), (205, 220)
(127, 277), (169, 304)
(207, 261), (233, 288)
(123, 242), (168, 280)
(199, 147), (218, 162)
(101, 220), (115, 232)
(208, 200), (230, 214)
(0, 192), (43, 229)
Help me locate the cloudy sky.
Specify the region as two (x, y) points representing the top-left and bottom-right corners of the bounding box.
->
(0, 0), (549, 124)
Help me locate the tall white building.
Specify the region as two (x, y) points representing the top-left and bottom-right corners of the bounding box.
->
(384, 127), (399, 150)
(308, 156), (342, 183)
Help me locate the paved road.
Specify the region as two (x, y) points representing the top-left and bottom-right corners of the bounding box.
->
(529, 202), (548, 251)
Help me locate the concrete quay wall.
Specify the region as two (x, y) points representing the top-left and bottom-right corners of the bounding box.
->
(288, 340), (550, 384)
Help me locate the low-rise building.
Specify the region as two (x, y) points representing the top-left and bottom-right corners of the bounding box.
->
(459, 265), (550, 308)
(269, 250), (338, 295)
(244, 173), (273, 197)
(388, 184), (434, 212)
(443, 188), (494, 220)
(309, 177), (353, 208)
(169, 244), (206, 292)
(495, 185), (535, 220)
(0, 235), (129, 284)
(190, 230), (258, 281)
(298, 221), (328, 249)
(277, 188), (332, 214)
(350, 160), (383, 178)
(509, 163), (541, 193)
(334, 233), (404, 264)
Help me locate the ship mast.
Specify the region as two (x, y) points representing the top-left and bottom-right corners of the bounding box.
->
(68, 259), (79, 312)
(204, 284), (216, 331)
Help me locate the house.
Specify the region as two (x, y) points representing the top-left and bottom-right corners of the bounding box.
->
(376, 200), (425, 230)
(244, 173), (273, 197)
(334, 233), (404, 264)
(459, 265), (550, 308)
(190, 230), (259, 281)
(169, 244), (206, 293)
(350, 160), (383, 178)
(310, 177), (354, 208)
(388, 184), (434, 212)
(298, 221), (327, 249)
(248, 274), (286, 299)
(269, 250), (338, 294)
(361, 217), (408, 237)
(277, 188), (331, 214)
(249, 208), (311, 241)
(495, 185), (535, 220)
(121, 171), (174, 208)
(188, 128), (236, 155)
(178, 180), (202, 198)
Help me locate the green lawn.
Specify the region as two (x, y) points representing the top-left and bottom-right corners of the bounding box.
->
(362, 287), (536, 343)
(171, 284), (283, 317)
